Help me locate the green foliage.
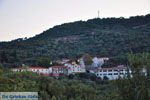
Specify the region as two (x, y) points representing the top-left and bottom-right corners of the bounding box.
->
(26, 57), (51, 67)
(0, 14), (150, 67)
(82, 54), (93, 65)
(116, 53), (150, 100)
(0, 69), (3, 75)
(0, 68), (116, 100)
(116, 76), (150, 100)
(0, 63), (3, 69)
(103, 76), (109, 81)
(127, 53), (150, 76)
(51, 95), (57, 100)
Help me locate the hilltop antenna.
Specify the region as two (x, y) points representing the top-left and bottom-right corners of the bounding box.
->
(98, 10), (100, 18)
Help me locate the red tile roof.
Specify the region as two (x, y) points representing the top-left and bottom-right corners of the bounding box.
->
(27, 67), (48, 69)
(97, 57), (109, 59)
(11, 67), (48, 69)
(50, 66), (66, 68)
(99, 67), (126, 70)
(93, 66), (127, 72)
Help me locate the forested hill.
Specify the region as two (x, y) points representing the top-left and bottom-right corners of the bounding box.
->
(0, 14), (150, 67)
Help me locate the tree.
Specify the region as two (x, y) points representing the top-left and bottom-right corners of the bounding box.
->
(0, 63), (3, 69)
(51, 95), (57, 100)
(0, 51), (8, 63)
(142, 53), (150, 77)
(116, 53), (150, 100)
(103, 76), (109, 81)
(82, 54), (93, 65)
(31, 58), (51, 67)
(127, 53), (150, 77)
(39, 91), (50, 100)
(0, 69), (3, 75)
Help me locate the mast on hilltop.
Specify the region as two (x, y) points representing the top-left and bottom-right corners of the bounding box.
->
(98, 10), (100, 18)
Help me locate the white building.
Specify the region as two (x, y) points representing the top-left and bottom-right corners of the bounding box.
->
(11, 68), (24, 72)
(92, 57), (109, 67)
(78, 58), (85, 68)
(65, 62), (86, 75)
(26, 67), (49, 74)
(11, 67), (50, 76)
(89, 65), (128, 80)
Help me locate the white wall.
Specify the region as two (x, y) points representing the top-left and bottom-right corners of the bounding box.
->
(91, 69), (127, 80)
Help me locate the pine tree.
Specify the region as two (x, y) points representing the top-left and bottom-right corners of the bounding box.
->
(51, 95), (57, 100)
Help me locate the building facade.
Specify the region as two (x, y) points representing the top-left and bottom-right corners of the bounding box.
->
(65, 62), (86, 75)
(89, 65), (128, 80)
(50, 66), (67, 77)
(11, 67), (49, 76)
(92, 57), (109, 67)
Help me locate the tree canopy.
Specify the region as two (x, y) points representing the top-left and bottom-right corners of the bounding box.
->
(0, 14), (150, 67)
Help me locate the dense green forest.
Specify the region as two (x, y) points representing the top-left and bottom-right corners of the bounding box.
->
(0, 14), (150, 67)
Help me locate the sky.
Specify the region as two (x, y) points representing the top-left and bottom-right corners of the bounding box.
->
(0, 0), (150, 41)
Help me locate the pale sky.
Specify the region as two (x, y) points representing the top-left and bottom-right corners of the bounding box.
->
(0, 0), (150, 41)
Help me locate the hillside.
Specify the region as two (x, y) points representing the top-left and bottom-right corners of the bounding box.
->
(0, 14), (150, 67)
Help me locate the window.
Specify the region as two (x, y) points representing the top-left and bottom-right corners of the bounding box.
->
(114, 73), (118, 75)
(103, 74), (107, 76)
(108, 73), (112, 75)
(108, 70), (112, 72)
